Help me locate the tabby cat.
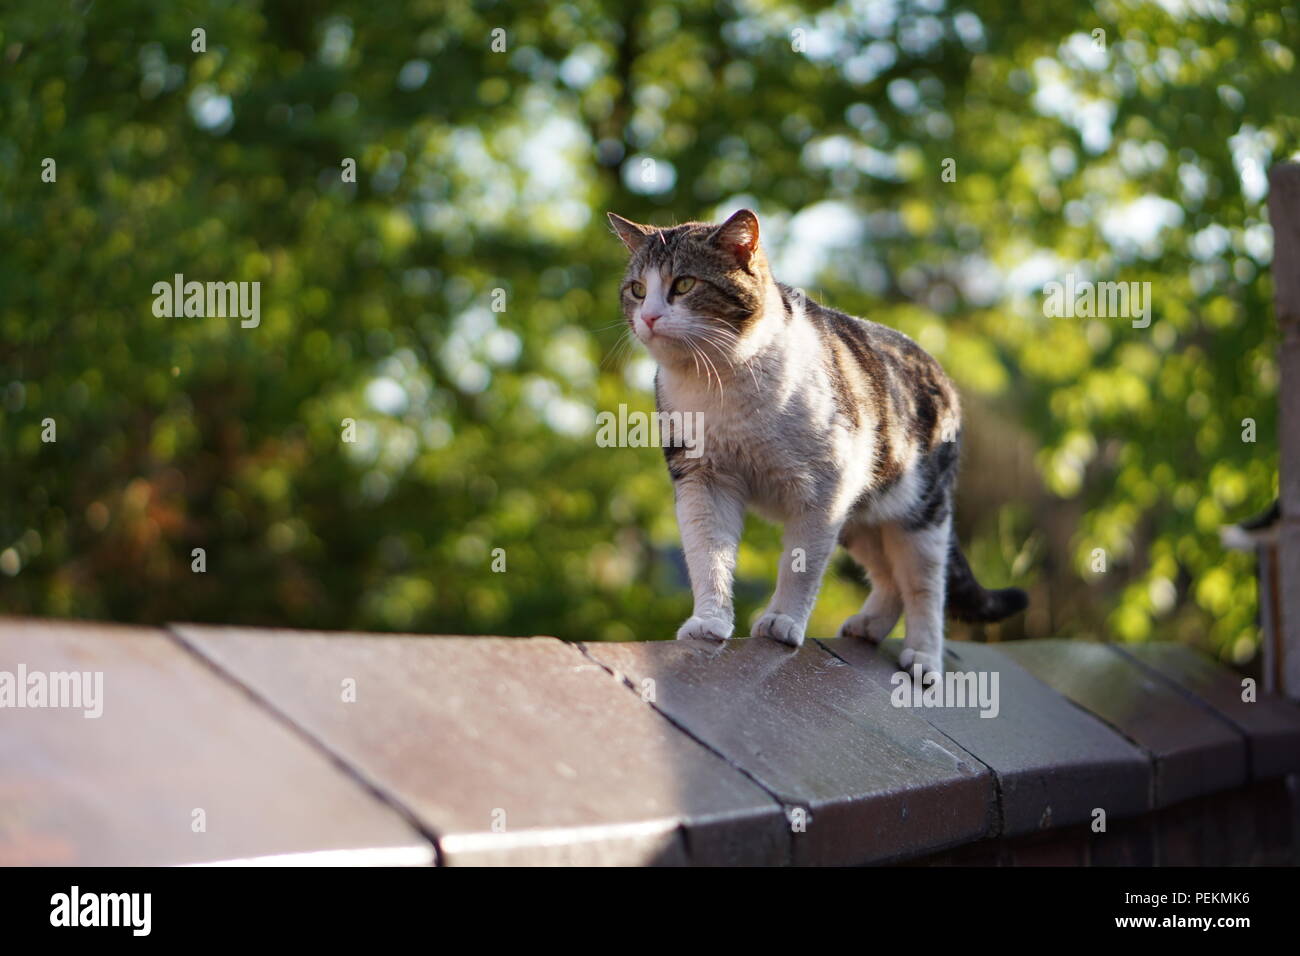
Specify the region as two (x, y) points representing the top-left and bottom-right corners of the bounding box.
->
(608, 208), (1027, 676)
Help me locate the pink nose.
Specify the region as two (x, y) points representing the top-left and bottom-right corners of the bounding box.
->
(642, 312), (662, 329)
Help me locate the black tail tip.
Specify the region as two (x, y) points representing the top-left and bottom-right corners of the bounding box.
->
(993, 586), (1030, 620)
(982, 587), (1024, 624)
(951, 586), (1029, 624)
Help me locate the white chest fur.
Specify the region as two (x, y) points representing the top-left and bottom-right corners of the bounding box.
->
(656, 311), (884, 523)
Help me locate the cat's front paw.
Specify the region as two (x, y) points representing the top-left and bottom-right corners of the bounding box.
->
(753, 612), (804, 647)
(676, 615), (733, 642)
(899, 647), (944, 679)
(837, 610), (895, 644)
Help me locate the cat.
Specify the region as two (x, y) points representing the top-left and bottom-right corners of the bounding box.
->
(608, 208), (1027, 676)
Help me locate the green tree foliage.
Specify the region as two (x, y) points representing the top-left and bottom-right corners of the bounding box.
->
(2, 0), (1294, 661)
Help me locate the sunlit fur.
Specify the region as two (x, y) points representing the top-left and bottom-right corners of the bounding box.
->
(609, 209), (1026, 676)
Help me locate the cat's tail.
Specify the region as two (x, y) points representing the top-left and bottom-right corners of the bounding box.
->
(945, 531), (1028, 624)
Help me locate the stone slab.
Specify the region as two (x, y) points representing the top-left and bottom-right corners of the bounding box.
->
(994, 639), (1246, 807)
(173, 626), (787, 865)
(1117, 642), (1300, 780)
(582, 636), (994, 865)
(821, 637), (1151, 836)
(0, 619), (430, 866)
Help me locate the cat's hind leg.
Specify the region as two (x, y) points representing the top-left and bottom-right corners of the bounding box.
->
(882, 515), (951, 678)
(837, 523), (904, 643)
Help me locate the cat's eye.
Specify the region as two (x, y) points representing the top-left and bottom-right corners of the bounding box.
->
(629, 281), (646, 298)
(671, 276), (696, 295)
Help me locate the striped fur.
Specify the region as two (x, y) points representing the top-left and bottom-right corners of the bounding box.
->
(609, 209), (1026, 676)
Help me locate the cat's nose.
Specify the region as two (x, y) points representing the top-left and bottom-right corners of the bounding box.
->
(642, 312), (663, 329)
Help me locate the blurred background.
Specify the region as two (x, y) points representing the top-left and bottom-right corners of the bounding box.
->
(2, 0), (1295, 665)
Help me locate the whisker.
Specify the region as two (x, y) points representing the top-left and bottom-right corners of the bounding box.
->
(688, 339), (702, 379)
(695, 344), (720, 401)
(685, 333), (725, 405)
(696, 325), (764, 398)
(689, 328), (755, 391)
(601, 329), (637, 370)
(682, 337), (712, 397)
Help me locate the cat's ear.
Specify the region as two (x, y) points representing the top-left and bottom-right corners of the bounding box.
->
(711, 208), (761, 267)
(607, 212), (652, 253)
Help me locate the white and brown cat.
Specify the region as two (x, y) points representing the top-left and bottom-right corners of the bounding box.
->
(608, 208), (1027, 676)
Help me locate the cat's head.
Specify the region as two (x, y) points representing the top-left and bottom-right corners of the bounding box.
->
(607, 209), (775, 367)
